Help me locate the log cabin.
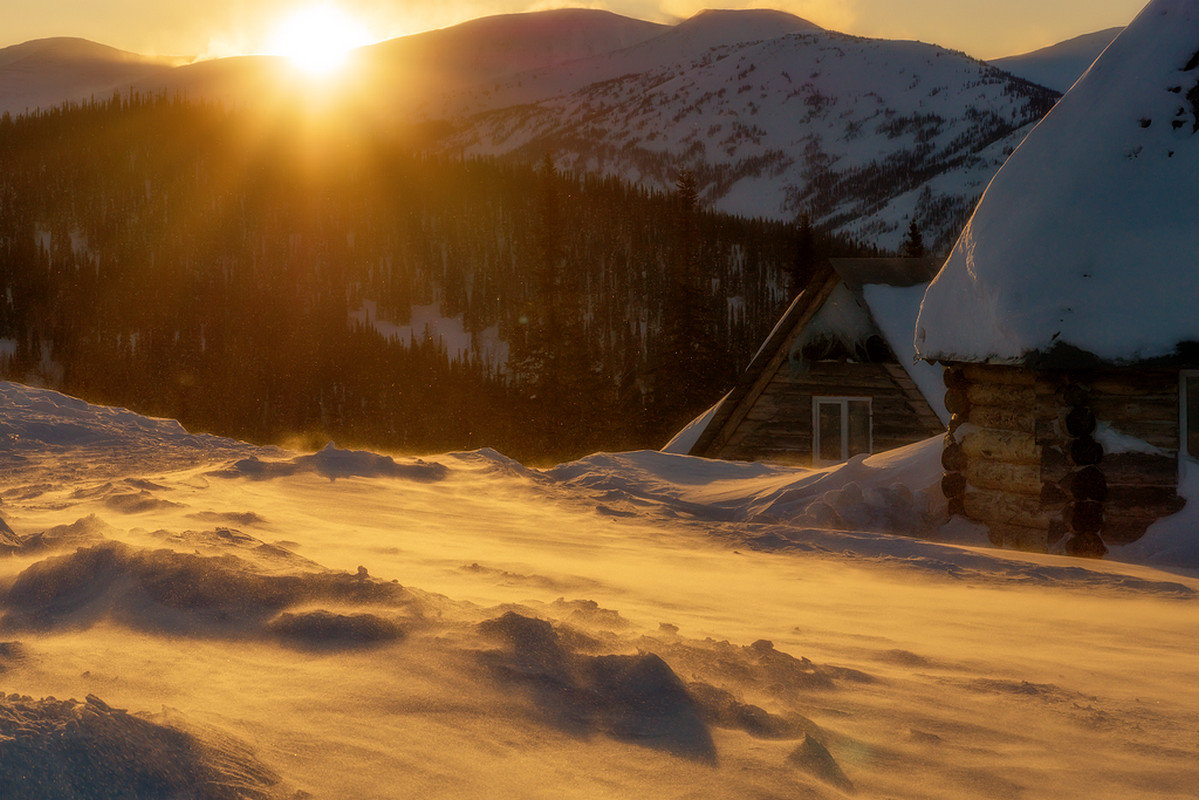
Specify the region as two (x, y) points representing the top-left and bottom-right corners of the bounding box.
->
(915, 0), (1199, 557)
(675, 257), (947, 465)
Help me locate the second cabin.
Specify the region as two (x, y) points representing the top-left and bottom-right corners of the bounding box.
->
(682, 257), (947, 465)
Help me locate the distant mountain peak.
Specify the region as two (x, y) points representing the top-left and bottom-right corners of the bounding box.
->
(992, 26), (1123, 91)
(675, 8), (823, 38)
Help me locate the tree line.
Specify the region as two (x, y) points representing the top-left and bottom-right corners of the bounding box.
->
(0, 95), (864, 461)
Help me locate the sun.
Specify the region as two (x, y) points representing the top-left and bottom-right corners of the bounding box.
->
(268, 4), (371, 77)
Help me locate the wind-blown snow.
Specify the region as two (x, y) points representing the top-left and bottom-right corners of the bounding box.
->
(918, 0), (1199, 364)
(1, 381), (1197, 798)
(1093, 421), (1167, 456)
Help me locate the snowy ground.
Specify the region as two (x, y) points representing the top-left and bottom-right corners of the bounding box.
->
(0, 381), (1196, 799)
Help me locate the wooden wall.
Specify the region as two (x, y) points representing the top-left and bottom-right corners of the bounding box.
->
(711, 360), (944, 464)
(943, 364), (1048, 550)
(942, 363), (1185, 555)
(1074, 370), (1184, 546)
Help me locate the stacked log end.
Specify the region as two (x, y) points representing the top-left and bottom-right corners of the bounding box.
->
(956, 365), (1046, 551)
(947, 365), (1184, 556)
(941, 366), (969, 522)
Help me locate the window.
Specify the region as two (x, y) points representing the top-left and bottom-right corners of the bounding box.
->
(1181, 371), (1199, 460)
(812, 397), (872, 465)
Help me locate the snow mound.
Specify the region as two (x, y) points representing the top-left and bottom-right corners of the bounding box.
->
(478, 611), (717, 761)
(14, 514), (115, 554)
(0, 382), (241, 452)
(918, 0), (1199, 364)
(1113, 461), (1199, 570)
(0, 693), (288, 800)
(2, 542), (408, 637)
(686, 680), (818, 740)
(789, 734), (854, 792)
(553, 437), (945, 535)
(210, 443), (449, 483)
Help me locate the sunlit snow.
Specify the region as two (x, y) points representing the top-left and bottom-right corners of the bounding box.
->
(0, 381), (1196, 798)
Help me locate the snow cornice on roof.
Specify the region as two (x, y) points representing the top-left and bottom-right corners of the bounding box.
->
(916, 0), (1199, 369)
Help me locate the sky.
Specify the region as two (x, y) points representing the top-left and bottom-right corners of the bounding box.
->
(0, 0), (1149, 60)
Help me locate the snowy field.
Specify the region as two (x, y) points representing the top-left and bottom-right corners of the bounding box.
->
(0, 381), (1196, 799)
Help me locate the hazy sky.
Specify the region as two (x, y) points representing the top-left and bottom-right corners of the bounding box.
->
(1, 0), (1149, 60)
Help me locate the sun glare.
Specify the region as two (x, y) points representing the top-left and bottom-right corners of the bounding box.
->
(268, 4), (371, 77)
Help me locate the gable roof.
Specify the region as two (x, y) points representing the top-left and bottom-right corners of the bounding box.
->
(670, 257), (945, 457)
(917, 0), (1199, 368)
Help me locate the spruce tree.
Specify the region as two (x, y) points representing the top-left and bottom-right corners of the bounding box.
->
(901, 218), (926, 257)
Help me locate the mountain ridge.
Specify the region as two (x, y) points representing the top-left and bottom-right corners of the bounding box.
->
(992, 26), (1123, 91)
(0, 9), (1068, 250)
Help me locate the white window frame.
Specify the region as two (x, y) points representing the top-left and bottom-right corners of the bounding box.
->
(812, 396), (873, 466)
(1180, 371), (1199, 469)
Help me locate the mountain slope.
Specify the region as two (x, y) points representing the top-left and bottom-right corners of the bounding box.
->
(0, 37), (182, 115)
(0, 11), (1059, 251)
(440, 22), (1057, 249)
(992, 27), (1123, 92)
(421, 8), (824, 119)
(366, 8), (667, 87)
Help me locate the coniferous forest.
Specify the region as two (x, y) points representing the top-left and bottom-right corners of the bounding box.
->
(0, 95), (866, 461)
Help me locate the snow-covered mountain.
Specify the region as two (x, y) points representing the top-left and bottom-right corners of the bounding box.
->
(0, 37), (183, 116)
(419, 9), (825, 118)
(361, 7), (668, 98)
(0, 10), (1060, 250)
(992, 27), (1122, 92)
(434, 10), (1057, 249)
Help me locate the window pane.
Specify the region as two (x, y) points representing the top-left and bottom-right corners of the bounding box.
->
(1188, 377), (1199, 458)
(847, 400), (872, 457)
(818, 402), (842, 462)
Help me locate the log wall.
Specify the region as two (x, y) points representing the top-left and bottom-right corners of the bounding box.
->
(945, 364), (1185, 556)
(713, 360), (944, 464)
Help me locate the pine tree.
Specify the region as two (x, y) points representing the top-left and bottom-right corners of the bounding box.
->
(901, 218), (926, 257)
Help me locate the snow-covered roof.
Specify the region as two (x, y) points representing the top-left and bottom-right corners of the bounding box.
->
(917, 0), (1199, 367)
(671, 258), (946, 456)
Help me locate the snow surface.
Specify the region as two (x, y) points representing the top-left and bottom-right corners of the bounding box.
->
(992, 27), (1123, 92)
(1, 381), (1197, 798)
(862, 282), (950, 424)
(918, 0), (1199, 364)
(1093, 420), (1167, 455)
(661, 394), (726, 455)
(440, 16), (1051, 250)
(1117, 459), (1199, 568)
(350, 299), (509, 367)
